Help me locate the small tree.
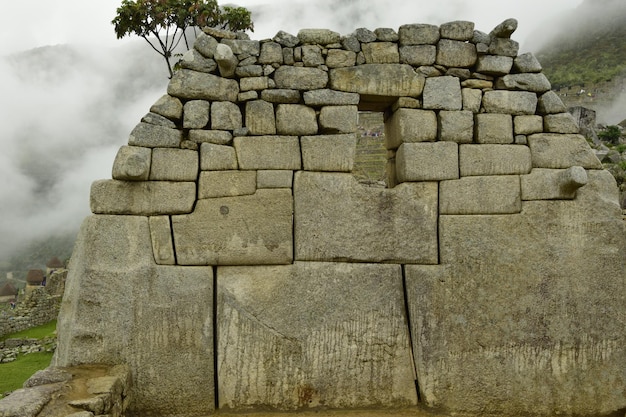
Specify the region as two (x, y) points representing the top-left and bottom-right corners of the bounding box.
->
(598, 125), (622, 145)
(112, 0), (253, 78)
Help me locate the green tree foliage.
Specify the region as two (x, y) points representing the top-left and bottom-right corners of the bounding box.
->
(112, 0), (253, 78)
(598, 125), (622, 144)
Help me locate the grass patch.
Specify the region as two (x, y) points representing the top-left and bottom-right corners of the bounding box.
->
(0, 320), (56, 342)
(0, 351), (54, 396)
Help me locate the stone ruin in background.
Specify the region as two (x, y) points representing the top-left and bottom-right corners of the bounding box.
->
(51, 19), (625, 417)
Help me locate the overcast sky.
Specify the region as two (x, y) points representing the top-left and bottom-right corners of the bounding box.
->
(0, 0), (586, 260)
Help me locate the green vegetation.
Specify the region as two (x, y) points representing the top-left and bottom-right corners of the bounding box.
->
(112, 0), (253, 78)
(0, 320), (57, 342)
(0, 352), (54, 396)
(599, 125), (622, 144)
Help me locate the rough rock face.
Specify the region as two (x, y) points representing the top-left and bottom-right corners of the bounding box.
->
(53, 18), (625, 417)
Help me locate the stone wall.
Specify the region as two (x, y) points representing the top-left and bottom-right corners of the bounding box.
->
(53, 19), (626, 417)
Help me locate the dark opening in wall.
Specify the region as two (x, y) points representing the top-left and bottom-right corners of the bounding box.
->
(353, 111), (388, 187)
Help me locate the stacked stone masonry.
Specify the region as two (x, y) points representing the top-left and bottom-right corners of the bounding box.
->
(53, 19), (626, 417)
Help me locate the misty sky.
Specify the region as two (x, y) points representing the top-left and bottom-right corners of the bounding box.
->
(0, 0), (586, 259)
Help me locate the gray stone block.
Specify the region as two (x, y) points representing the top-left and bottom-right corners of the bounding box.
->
(544, 113), (579, 134)
(459, 144), (532, 176)
(326, 49), (357, 68)
(128, 123), (182, 148)
(362, 42), (399, 63)
(294, 172), (438, 263)
(221, 39), (260, 55)
(142, 111), (176, 128)
(422, 76), (462, 110)
(487, 37), (519, 57)
(521, 167), (588, 200)
(398, 24), (440, 45)
(189, 129), (232, 145)
(513, 52), (542, 73)
(234, 136), (302, 170)
(396, 142), (459, 182)
(303, 89), (360, 106)
(200, 143), (238, 170)
(475, 55), (513, 75)
(297, 29), (341, 45)
(436, 39), (477, 68)
(172, 189), (293, 265)
(319, 105), (357, 133)
(475, 113), (514, 144)
(528, 133), (602, 169)
(240, 76), (270, 91)
(329, 64), (425, 97)
(217, 261), (417, 410)
(276, 104), (318, 135)
(439, 110), (474, 143)
(90, 180), (196, 215)
(538, 91), (567, 114)
(495, 73), (551, 93)
(245, 100), (276, 135)
(183, 100), (210, 129)
(385, 109), (438, 148)
(514, 115), (543, 135)
(112, 146), (151, 181)
(482, 90), (537, 115)
(149, 148), (198, 181)
(193, 32), (218, 58)
(440, 20), (474, 40)
(167, 69), (239, 101)
(198, 171), (256, 198)
(440, 175), (521, 214)
(462, 88), (482, 113)
(211, 101), (242, 131)
(149, 216), (175, 265)
(149, 94), (183, 120)
(261, 89), (301, 104)
(301, 134), (356, 172)
(257, 170), (293, 189)
(399, 45), (436, 66)
(273, 66), (329, 90)
(258, 41), (283, 64)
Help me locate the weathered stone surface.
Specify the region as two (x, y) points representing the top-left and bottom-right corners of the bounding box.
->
(475, 113), (514, 144)
(303, 89), (360, 106)
(482, 90), (537, 115)
(189, 129), (232, 145)
(396, 142), (459, 182)
(423, 76), (462, 110)
(475, 55), (513, 75)
(462, 88), (482, 113)
(211, 101), (242, 131)
(245, 100), (276, 135)
(301, 134), (356, 172)
(514, 115), (543, 135)
(141, 112), (177, 128)
(274, 105), (316, 135)
(24, 368), (72, 388)
(257, 170), (293, 189)
(150, 95), (183, 120)
(440, 21), (474, 40)
(183, 100), (210, 129)
(385, 109), (437, 148)
(298, 29), (341, 45)
(399, 45), (436, 66)
(391, 97), (421, 111)
(258, 41), (283, 64)
(128, 123), (182, 148)
(294, 172), (438, 263)
(362, 42), (399, 63)
(544, 112), (579, 134)
(330, 64), (425, 97)
(325, 49), (357, 68)
(221, 39), (260, 55)
(521, 167), (588, 200)
(167, 69), (239, 101)
(172, 189), (293, 265)
(487, 37), (519, 57)
(194, 32), (218, 58)
(259, 89), (299, 105)
(54, 215), (215, 416)
(439, 110), (474, 143)
(149, 216), (175, 265)
(274, 66), (329, 90)
(198, 171), (256, 198)
(538, 91), (567, 114)
(436, 39), (477, 68)
(301, 45), (324, 66)
(240, 76), (269, 91)
(460, 79), (492, 88)
(440, 175), (521, 214)
(0, 384), (63, 417)
(495, 73), (551, 93)
(459, 144), (532, 176)
(200, 143), (237, 170)
(234, 136), (301, 170)
(353, 27), (377, 43)
(149, 148), (198, 181)
(490, 18), (518, 38)
(319, 105), (357, 133)
(374, 27), (398, 42)
(112, 146), (151, 181)
(236, 64), (263, 78)
(528, 133), (602, 169)
(217, 261), (417, 410)
(398, 24), (440, 45)
(179, 49), (218, 73)
(514, 52), (542, 73)
(89, 180), (195, 216)
(408, 170), (625, 415)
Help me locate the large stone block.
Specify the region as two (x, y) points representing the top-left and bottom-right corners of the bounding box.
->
(189, 129), (232, 145)
(398, 24), (440, 45)
(200, 143), (238, 170)
(303, 89), (360, 106)
(482, 90), (537, 115)
(234, 136), (302, 170)
(325, 49), (357, 68)
(407, 172), (625, 415)
(90, 180), (196, 215)
(150, 94), (183, 121)
(54, 215), (215, 416)
(440, 175), (521, 214)
(275, 104), (318, 135)
(245, 100), (276, 135)
(435, 39), (477, 68)
(459, 144), (532, 176)
(301, 134), (356, 172)
(475, 55), (513, 75)
(198, 171), (256, 198)
(362, 42), (399, 63)
(521, 167), (588, 200)
(257, 170), (293, 189)
(329, 64), (425, 97)
(217, 261), (418, 410)
(495, 73), (551, 93)
(172, 189), (293, 265)
(211, 101), (242, 131)
(112, 146), (151, 181)
(149, 148), (198, 181)
(273, 66), (329, 90)
(319, 105), (357, 133)
(527, 133), (602, 169)
(422, 76), (462, 110)
(399, 45), (436, 66)
(294, 172), (438, 263)
(396, 142), (459, 182)
(543, 113), (579, 134)
(167, 69), (239, 101)
(385, 108), (438, 148)
(475, 113), (513, 144)
(183, 100), (210, 129)
(438, 110), (474, 143)
(440, 20), (474, 40)
(128, 122), (182, 148)
(514, 115), (543, 135)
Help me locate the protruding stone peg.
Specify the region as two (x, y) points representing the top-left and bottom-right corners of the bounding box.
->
(490, 18), (518, 38)
(215, 43), (238, 78)
(559, 166), (588, 194)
